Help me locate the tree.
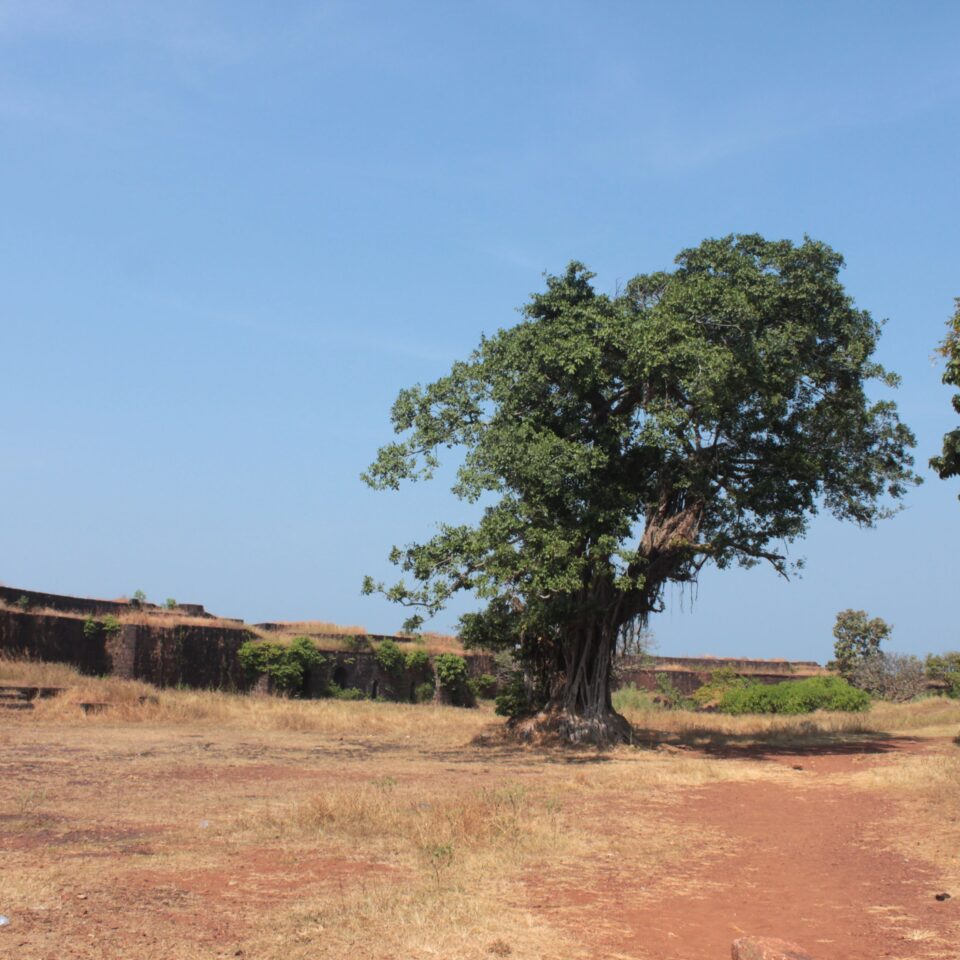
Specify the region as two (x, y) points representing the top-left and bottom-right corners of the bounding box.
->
(851, 651), (926, 702)
(363, 235), (919, 744)
(831, 608), (893, 678)
(930, 298), (960, 496)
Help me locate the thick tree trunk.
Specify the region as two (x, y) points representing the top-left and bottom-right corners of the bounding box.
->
(516, 620), (633, 746)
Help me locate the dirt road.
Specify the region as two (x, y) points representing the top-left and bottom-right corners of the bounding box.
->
(534, 740), (959, 960)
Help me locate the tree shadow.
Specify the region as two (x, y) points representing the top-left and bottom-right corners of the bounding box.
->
(629, 725), (920, 761)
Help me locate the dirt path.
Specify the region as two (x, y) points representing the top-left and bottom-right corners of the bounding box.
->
(538, 740), (959, 960)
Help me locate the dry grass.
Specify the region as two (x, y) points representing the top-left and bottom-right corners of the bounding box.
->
(255, 620), (368, 636)
(0, 676), (770, 960)
(620, 696), (960, 749)
(0, 599), (246, 631)
(3, 664), (958, 958)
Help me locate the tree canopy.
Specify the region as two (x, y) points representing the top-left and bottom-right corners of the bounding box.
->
(363, 234), (919, 743)
(930, 298), (960, 496)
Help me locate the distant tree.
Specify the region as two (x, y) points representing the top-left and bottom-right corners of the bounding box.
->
(930, 298), (960, 497)
(364, 235), (919, 744)
(851, 652), (926, 702)
(831, 609), (892, 678)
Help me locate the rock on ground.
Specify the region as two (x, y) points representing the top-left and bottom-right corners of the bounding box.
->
(732, 937), (813, 960)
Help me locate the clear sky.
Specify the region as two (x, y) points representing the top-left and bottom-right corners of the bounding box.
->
(2, 1), (958, 664)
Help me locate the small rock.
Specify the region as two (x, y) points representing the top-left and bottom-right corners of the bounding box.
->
(732, 936), (813, 960)
(791, 765), (804, 771)
(0, 915), (9, 927)
(935, 892), (951, 901)
(76, 894), (87, 900)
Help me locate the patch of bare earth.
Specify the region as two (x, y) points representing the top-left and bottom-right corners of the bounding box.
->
(2, 689), (960, 959)
(526, 738), (960, 960)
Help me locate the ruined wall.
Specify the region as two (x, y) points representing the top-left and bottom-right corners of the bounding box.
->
(0, 609), (249, 690)
(0, 609), (111, 675)
(302, 650), (497, 702)
(0, 585), (212, 619)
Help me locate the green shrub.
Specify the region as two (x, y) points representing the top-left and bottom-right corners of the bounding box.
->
(83, 616), (100, 640)
(434, 653), (473, 706)
(691, 666), (749, 707)
(414, 681), (436, 703)
(719, 676), (870, 715)
(328, 683), (365, 701)
(494, 669), (533, 718)
(165, 598), (178, 610)
(15, 595), (30, 611)
(374, 638), (405, 676)
(343, 634), (372, 653)
(238, 637), (324, 696)
(926, 652), (960, 699)
(469, 673), (498, 699)
(612, 682), (655, 712)
(102, 615), (121, 636)
(654, 672), (692, 709)
(405, 648), (431, 673)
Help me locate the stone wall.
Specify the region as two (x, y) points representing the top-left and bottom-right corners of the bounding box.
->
(0, 585), (212, 619)
(0, 609), (111, 675)
(0, 608), (249, 689)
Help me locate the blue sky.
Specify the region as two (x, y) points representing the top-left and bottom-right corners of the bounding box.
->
(1, 1), (958, 663)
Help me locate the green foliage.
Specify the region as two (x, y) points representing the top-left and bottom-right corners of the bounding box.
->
(328, 683), (365, 700)
(925, 652), (960, 698)
(691, 666), (748, 707)
(469, 673), (498, 699)
(719, 676), (870, 715)
(83, 615), (121, 640)
(165, 598), (178, 610)
(342, 634), (372, 653)
(611, 682), (655, 712)
(414, 681), (436, 703)
(654, 672), (691, 710)
(238, 637), (324, 696)
(374, 638), (405, 676)
(434, 653), (468, 689)
(15, 595), (30, 611)
(930, 298), (960, 496)
(832, 609), (892, 678)
(494, 668), (537, 718)
(363, 236), (918, 729)
(405, 648), (431, 674)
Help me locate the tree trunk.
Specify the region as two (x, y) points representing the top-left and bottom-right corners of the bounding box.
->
(516, 620), (633, 746)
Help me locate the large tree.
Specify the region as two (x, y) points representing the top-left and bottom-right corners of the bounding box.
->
(363, 235), (919, 744)
(930, 298), (960, 496)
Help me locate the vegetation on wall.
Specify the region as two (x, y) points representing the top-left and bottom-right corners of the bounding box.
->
(238, 636), (324, 697)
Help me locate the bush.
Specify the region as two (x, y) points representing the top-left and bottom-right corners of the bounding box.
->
(238, 637), (324, 696)
(469, 673), (497, 699)
(612, 682), (655, 712)
(434, 653), (474, 707)
(414, 681), (436, 703)
(328, 682), (365, 700)
(851, 652), (927, 702)
(405, 648), (431, 674)
(691, 666), (748, 708)
(374, 638), (405, 676)
(719, 676), (870, 715)
(654, 672), (692, 710)
(82, 614), (122, 641)
(343, 634), (372, 653)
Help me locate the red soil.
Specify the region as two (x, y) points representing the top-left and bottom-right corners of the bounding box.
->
(530, 738), (959, 960)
